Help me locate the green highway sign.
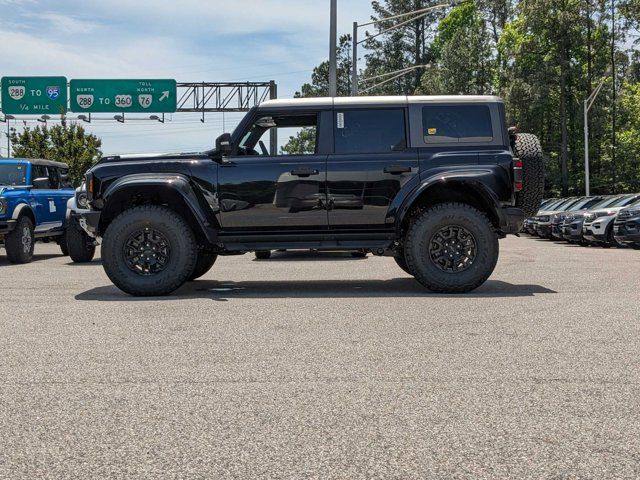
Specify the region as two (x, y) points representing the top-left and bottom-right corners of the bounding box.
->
(70, 79), (177, 113)
(1, 76), (67, 115)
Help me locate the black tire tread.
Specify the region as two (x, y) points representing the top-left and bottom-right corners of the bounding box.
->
(66, 225), (96, 263)
(189, 252), (217, 281)
(514, 133), (545, 217)
(102, 205), (197, 296)
(404, 202), (499, 293)
(5, 216), (35, 264)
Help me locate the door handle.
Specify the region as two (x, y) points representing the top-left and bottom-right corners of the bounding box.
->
(384, 166), (412, 174)
(290, 168), (319, 177)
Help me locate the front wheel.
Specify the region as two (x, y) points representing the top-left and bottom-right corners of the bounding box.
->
(5, 216), (35, 264)
(102, 205), (198, 296)
(404, 203), (499, 293)
(66, 224), (96, 263)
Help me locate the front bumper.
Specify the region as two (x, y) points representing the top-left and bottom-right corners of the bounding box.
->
(0, 219), (17, 237)
(614, 219), (640, 245)
(562, 220), (584, 241)
(76, 211), (101, 238)
(536, 223), (552, 237)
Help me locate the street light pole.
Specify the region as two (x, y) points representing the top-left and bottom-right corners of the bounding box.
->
(352, 21), (358, 96)
(584, 78), (607, 196)
(329, 0), (338, 97)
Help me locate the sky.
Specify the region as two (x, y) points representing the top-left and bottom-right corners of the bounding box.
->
(0, 0), (373, 156)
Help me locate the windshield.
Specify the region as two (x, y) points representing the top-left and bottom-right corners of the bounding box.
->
(589, 196), (622, 210)
(612, 195), (640, 208)
(0, 164), (27, 186)
(543, 199), (567, 211)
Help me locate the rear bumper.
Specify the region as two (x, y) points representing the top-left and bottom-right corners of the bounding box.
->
(0, 220), (17, 237)
(499, 207), (525, 235)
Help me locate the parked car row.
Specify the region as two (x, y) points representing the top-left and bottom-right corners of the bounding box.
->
(523, 194), (640, 248)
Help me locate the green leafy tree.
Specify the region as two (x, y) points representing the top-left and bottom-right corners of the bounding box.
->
(10, 119), (102, 186)
(418, 2), (494, 95)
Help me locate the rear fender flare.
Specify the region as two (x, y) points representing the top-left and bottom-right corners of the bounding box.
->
(395, 171), (504, 235)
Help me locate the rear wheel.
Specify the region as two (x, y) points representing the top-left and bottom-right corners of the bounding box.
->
(514, 133), (545, 217)
(404, 203), (499, 293)
(5, 216), (35, 264)
(189, 251), (217, 281)
(255, 250), (271, 260)
(66, 224), (96, 263)
(102, 205), (197, 296)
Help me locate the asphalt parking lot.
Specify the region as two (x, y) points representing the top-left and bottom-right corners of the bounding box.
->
(1, 237), (639, 479)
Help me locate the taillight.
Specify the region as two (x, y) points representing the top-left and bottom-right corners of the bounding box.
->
(513, 158), (523, 192)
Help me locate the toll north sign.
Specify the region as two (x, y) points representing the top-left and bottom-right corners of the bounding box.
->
(1, 76), (68, 115)
(70, 79), (177, 113)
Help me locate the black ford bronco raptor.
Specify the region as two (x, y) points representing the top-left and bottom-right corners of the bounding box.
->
(79, 95), (544, 296)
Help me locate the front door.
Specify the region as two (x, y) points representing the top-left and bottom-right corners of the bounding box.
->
(218, 111), (328, 232)
(326, 108), (419, 230)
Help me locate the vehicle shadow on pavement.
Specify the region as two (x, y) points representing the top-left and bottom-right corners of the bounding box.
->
(0, 253), (62, 266)
(75, 278), (556, 302)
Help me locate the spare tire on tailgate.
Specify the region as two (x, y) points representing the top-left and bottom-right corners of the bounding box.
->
(513, 133), (545, 217)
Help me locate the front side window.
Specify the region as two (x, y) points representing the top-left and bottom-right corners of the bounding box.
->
(237, 114), (318, 156)
(334, 109), (406, 154)
(0, 164), (27, 186)
(422, 105), (493, 143)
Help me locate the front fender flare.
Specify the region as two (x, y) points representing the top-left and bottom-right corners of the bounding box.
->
(101, 173), (218, 243)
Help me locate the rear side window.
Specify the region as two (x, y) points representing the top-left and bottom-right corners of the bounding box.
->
(422, 105), (493, 143)
(335, 109), (406, 154)
(31, 165), (50, 189)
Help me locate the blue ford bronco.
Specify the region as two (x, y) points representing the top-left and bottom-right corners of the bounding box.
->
(0, 158), (75, 263)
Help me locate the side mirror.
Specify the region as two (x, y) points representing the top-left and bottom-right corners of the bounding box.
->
(215, 133), (233, 155)
(32, 177), (49, 189)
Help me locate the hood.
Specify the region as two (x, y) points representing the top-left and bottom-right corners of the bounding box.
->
(96, 151), (207, 165)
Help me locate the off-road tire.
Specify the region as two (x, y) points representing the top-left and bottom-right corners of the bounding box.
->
(66, 224), (96, 263)
(255, 250), (271, 260)
(404, 203), (499, 293)
(5, 216), (35, 264)
(59, 234), (69, 256)
(102, 205), (197, 296)
(394, 250), (412, 275)
(189, 252), (217, 281)
(514, 133), (545, 217)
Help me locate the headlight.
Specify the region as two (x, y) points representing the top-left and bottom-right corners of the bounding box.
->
(627, 209), (640, 217)
(538, 215), (550, 222)
(76, 191), (89, 209)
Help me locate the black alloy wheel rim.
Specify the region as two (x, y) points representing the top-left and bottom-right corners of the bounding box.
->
(428, 225), (477, 273)
(123, 228), (171, 276)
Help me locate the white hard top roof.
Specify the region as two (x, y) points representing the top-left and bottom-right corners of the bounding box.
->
(259, 95), (503, 108)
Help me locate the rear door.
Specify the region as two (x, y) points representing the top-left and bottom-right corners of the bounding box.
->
(31, 164), (60, 232)
(326, 107), (418, 230)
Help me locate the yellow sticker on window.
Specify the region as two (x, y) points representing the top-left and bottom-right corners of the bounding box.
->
(427, 128), (437, 135)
